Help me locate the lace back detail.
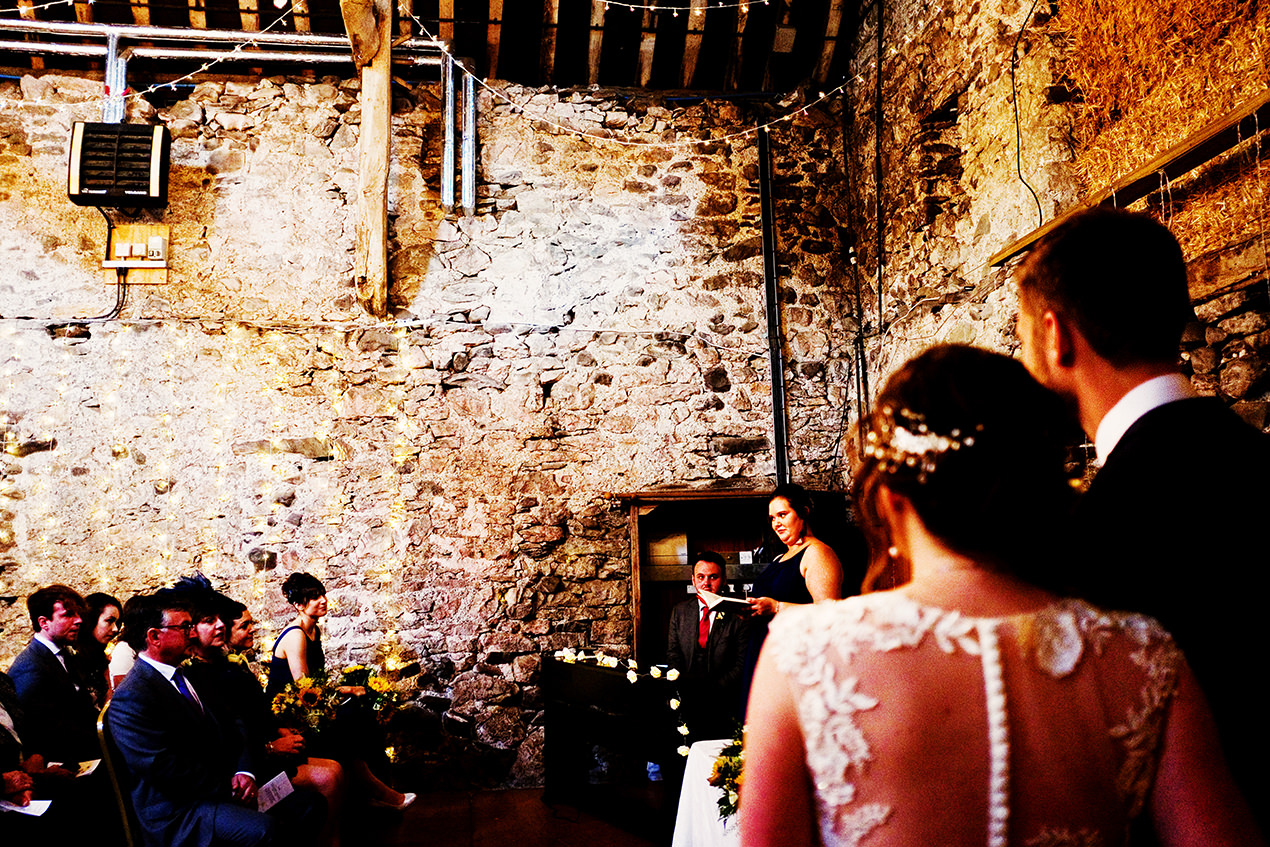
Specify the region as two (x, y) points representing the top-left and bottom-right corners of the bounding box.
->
(765, 594), (1181, 847)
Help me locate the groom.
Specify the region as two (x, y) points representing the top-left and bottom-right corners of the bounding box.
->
(1014, 206), (1269, 829)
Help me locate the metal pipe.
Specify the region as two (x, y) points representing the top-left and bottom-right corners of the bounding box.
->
(0, 41), (106, 57)
(461, 61), (476, 216)
(103, 33), (124, 122)
(0, 18), (446, 56)
(441, 55), (455, 211)
(0, 38), (442, 68)
(758, 126), (790, 486)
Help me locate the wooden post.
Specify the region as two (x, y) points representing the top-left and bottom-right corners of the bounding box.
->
(345, 0), (393, 317)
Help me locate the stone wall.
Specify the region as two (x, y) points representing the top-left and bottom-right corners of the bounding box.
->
(839, 0), (1269, 436)
(0, 71), (855, 785)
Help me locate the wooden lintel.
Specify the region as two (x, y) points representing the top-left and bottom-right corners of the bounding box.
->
(637, 8), (655, 88)
(989, 88), (1270, 268)
(354, 0), (393, 317)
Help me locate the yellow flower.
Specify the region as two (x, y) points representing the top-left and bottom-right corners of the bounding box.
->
(297, 676), (314, 689)
(369, 676), (391, 693)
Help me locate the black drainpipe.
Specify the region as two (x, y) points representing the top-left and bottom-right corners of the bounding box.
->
(758, 126), (790, 486)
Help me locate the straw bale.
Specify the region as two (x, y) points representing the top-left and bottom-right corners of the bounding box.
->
(1053, 0), (1270, 257)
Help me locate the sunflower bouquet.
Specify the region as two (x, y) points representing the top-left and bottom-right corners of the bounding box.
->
(338, 664), (403, 724)
(271, 671), (341, 736)
(706, 723), (745, 821)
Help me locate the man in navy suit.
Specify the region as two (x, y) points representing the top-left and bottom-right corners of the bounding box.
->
(108, 593), (325, 847)
(8, 584), (99, 763)
(666, 552), (747, 742)
(1015, 207), (1269, 832)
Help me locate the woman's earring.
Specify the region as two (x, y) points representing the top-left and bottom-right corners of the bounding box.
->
(887, 546), (899, 559)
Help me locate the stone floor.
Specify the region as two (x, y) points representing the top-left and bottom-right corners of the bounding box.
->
(369, 788), (665, 847)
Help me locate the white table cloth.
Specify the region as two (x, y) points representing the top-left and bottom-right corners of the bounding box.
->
(671, 739), (740, 847)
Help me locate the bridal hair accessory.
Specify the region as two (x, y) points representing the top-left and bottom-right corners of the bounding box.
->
(864, 405), (982, 483)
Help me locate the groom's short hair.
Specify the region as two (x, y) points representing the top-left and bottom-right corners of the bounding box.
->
(1015, 207), (1192, 368)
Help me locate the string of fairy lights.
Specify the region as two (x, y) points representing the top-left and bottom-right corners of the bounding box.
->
(0, 0), (947, 619)
(3, 0), (948, 149)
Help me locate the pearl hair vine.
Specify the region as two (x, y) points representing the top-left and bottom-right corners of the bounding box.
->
(863, 404), (982, 483)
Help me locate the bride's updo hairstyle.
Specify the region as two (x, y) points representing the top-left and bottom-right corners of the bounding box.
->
(853, 344), (1076, 585)
(282, 572), (326, 606)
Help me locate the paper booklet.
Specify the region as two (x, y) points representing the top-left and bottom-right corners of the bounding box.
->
(257, 770), (295, 812)
(0, 798), (52, 816)
(696, 589), (751, 612)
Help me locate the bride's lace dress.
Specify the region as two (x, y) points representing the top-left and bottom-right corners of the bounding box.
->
(766, 593), (1181, 847)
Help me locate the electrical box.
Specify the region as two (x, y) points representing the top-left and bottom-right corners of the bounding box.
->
(68, 122), (171, 208)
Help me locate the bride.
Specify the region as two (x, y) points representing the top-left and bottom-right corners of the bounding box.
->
(740, 345), (1262, 847)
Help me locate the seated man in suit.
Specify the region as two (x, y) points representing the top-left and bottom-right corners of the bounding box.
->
(666, 552), (747, 743)
(1015, 206), (1269, 831)
(8, 584), (100, 764)
(109, 592), (326, 847)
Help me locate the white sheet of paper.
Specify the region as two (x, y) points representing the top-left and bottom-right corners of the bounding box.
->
(257, 771), (295, 812)
(0, 798), (52, 816)
(75, 759), (101, 777)
(697, 589), (751, 611)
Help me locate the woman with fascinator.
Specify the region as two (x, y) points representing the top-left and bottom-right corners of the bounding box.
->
(740, 345), (1261, 847)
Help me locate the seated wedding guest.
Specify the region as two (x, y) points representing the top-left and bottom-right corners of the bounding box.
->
(109, 592), (326, 847)
(666, 552), (747, 742)
(177, 576), (346, 847)
(108, 595), (143, 690)
(75, 591), (122, 708)
(268, 572), (412, 811)
(740, 345), (1263, 847)
(7, 585), (100, 764)
(1, 669), (80, 835)
(740, 484), (844, 713)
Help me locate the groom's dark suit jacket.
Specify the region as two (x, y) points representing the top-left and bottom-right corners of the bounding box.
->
(7, 637), (99, 762)
(667, 598), (747, 739)
(1071, 396), (1269, 825)
(108, 657), (263, 847)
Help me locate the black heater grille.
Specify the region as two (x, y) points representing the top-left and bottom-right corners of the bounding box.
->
(68, 122), (171, 208)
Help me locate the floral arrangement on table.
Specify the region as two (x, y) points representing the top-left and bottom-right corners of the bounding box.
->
(553, 648), (693, 755)
(271, 664), (403, 735)
(707, 723), (745, 820)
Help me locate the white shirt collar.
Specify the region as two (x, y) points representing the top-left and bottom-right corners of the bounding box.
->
(1094, 373), (1196, 461)
(34, 632), (62, 656)
(139, 653), (181, 682)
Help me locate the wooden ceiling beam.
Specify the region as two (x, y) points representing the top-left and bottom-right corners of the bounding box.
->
(637, 6), (654, 87)
(541, 0), (559, 83)
(239, 0), (259, 32)
(587, 0), (603, 86)
(815, 0), (842, 84)
(438, 0), (454, 41)
(486, 0), (502, 79)
(681, 0), (706, 87)
(130, 0), (151, 27)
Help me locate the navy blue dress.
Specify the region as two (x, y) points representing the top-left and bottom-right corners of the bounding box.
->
(740, 548), (813, 714)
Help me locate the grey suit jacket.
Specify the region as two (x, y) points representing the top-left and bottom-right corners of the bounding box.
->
(107, 657), (257, 847)
(7, 638), (99, 762)
(667, 598), (747, 697)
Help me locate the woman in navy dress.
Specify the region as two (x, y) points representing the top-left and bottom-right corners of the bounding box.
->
(269, 572), (414, 810)
(741, 484), (844, 712)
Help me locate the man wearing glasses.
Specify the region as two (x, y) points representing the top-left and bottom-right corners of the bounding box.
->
(109, 593), (326, 847)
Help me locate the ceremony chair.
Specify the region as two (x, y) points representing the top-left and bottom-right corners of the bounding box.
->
(97, 701), (139, 847)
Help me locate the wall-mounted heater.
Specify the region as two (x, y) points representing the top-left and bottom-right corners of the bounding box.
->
(67, 122), (171, 208)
